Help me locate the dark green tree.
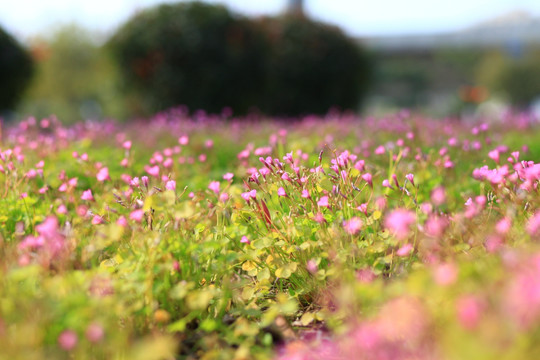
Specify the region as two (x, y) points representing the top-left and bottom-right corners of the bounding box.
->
(0, 26), (34, 115)
(108, 2), (267, 115)
(257, 15), (372, 116)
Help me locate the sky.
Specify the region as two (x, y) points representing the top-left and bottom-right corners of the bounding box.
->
(2, 0), (540, 42)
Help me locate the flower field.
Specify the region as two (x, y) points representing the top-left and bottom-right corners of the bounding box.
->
(3, 110), (540, 359)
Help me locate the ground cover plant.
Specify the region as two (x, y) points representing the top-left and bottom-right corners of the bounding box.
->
(2, 110), (540, 359)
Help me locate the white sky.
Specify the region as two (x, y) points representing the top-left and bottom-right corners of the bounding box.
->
(2, 0), (540, 41)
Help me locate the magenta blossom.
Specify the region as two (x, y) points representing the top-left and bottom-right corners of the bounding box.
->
(81, 189), (94, 201)
(146, 165), (160, 177)
(361, 173), (373, 187)
(130, 209), (144, 222)
(165, 180), (176, 191)
(240, 236), (251, 244)
(343, 217), (363, 235)
(317, 196), (330, 208)
(396, 243), (413, 256)
(96, 167), (110, 182)
(85, 323), (104, 343)
(208, 181), (220, 194)
(58, 330), (78, 351)
(385, 209), (416, 240)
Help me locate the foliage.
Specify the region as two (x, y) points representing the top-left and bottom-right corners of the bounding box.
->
(18, 25), (126, 123)
(255, 15), (372, 116)
(487, 51), (540, 108)
(108, 2), (371, 117)
(0, 25), (34, 115)
(108, 2), (267, 116)
(3, 110), (540, 358)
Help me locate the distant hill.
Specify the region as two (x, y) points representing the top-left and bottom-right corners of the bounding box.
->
(361, 11), (540, 52)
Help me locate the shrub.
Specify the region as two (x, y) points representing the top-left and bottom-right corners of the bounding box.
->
(109, 2), (372, 117)
(0, 26), (34, 114)
(108, 2), (267, 115)
(19, 26), (125, 123)
(257, 15), (372, 116)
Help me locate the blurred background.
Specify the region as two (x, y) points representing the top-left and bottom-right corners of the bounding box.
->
(2, 0), (540, 122)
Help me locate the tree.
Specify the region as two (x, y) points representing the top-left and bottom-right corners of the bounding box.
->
(0, 25), (34, 116)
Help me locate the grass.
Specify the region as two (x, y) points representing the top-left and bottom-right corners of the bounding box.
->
(1, 111), (540, 359)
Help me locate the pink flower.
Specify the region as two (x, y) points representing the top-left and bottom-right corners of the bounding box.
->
(219, 193), (229, 202)
(36, 216), (59, 237)
(317, 196), (330, 208)
(92, 215), (104, 225)
(488, 149), (500, 164)
(433, 262), (458, 286)
(38, 186), (48, 194)
(58, 330), (78, 351)
(431, 186), (446, 206)
(25, 169), (37, 179)
(96, 167), (110, 182)
(306, 259), (318, 274)
(361, 173), (373, 187)
(77, 205), (88, 217)
(405, 173), (415, 186)
(240, 236), (251, 244)
(382, 179), (393, 189)
(397, 243), (413, 256)
(354, 160), (365, 171)
(375, 196), (387, 211)
(313, 212), (326, 224)
(146, 165), (160, 177)
(122, 140), (132, 150)
(117, 216), (128, 227)
(374, 145), (385, 155)
(208, 181), (220, 194)
(356, 268), (376, 283)
(301, 189), (310, 198)
(343, 217), (363, 235)
(277, 187), (287, 197)
(357, 203), (368, 215)
(131, 177), (140, 187)
(241, 192), (251, 202)
(85, 323), (104, 343)
(223, 173), (234, 181)
(425, 215), (448, 237)
(141, 176), (149, 188)
(456, 295), (483, 330)
(528, 212), (540, 236)
(385, 209), (416, 240)
(165, 180), (176, 191)
(57, 204), (67, 214)
(496, 217), (512, 235)
(81, 189), (94, 201)
(485, 235), (503, 253)
(120, 158), (129, 167)
(130, 209), (144, 222)
(178, 135), (189, 145)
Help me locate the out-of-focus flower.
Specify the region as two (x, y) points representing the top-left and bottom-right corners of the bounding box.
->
(385, 209), (416, 240)
(81, 189), (94, 201)
(343, 217), (363, 235)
